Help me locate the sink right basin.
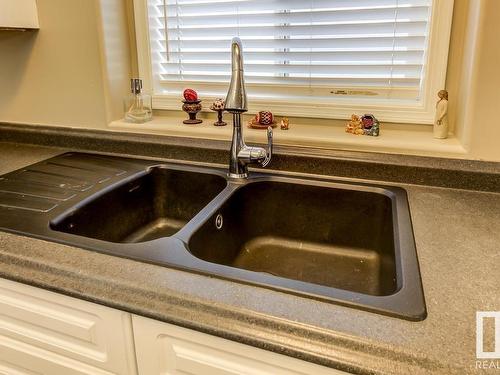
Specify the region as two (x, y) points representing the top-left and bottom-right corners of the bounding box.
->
(189, 181), (397, 297)
(184, 178), (425, 320)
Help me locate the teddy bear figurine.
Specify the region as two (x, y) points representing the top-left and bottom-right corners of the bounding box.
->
(346, 114), (363, 135)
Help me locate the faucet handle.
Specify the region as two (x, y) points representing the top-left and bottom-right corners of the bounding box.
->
(261, 126), (273, 167)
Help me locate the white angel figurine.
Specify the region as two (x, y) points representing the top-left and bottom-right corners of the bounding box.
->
(434, 90), (449, 139)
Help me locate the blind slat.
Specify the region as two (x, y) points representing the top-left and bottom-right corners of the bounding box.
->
(159, 23), (428, 43)
(161, 58), (425, 66)
(156, 0), (431, 14)
(160, 63), (423, 75)
(151, 37), (425, 50)
(160, 74), (421, 83)
(163, 8), (429, 26)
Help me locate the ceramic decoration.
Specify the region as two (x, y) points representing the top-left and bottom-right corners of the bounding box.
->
(211, 98), (225, 110)
(181, 88), (202, 124)
(434, 90), (449, 139)
(182, 100), (203, 124)
(280, 117), (290, 130)
(361, 114), (380, 136)
(210, 98), (227, 126)
(345, 114), (365, 135)
(248, 110), (277, 129)
(256, 111), (274, 125)
(183, 88), (198, 102)
(345, 114), (380, 136)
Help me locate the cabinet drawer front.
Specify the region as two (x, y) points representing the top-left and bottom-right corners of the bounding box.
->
(133, 315), (349, 375)
(0, 278), (137, 375)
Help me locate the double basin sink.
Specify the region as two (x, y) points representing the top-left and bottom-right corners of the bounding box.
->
(0, 153), (426, 320)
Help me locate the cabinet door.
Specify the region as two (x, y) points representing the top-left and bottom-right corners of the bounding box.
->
(0, 278), (137, 375)
(133, 315), (349, 375)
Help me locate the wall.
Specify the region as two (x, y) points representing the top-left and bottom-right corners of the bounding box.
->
(445, 0), (499, 161)
(445, 0), (469, 138)
(458, 0), (500, 161)
(0, 0), (131, 129)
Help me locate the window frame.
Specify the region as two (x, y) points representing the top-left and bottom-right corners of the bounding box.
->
(133, 0), (454, 124)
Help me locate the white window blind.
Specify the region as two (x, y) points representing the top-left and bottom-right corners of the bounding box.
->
(148, 0), (432, 99)
(139, 0), (453, 122)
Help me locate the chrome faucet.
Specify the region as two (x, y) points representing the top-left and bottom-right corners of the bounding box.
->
(225, 37), (272, 179)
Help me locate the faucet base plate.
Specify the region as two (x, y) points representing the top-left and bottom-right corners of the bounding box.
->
(227, 172), (248, 179)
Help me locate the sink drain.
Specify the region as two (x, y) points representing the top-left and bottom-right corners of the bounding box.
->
(215, 214), (223, 230)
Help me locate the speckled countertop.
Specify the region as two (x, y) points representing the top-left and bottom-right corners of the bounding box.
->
(0, 141), (499, 375)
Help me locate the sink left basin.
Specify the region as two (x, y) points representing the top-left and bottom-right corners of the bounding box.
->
(51, 167), (227, 243)
(0, 152), (227, 246)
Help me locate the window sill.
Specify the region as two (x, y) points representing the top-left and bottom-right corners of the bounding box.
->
(109, 113), (467, 159)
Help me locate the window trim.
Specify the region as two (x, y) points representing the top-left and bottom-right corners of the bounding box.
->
(133, 0), (454, 124)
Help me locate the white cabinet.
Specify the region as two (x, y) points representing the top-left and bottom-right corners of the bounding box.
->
(0, 278), (137, 375)
(132, 315), (349, 375)
(0, 0), (39, 29)
(0, 278), (349, 375)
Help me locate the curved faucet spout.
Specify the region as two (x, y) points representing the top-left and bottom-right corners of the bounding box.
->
(225, 37), (247, 113)
(230, 37), (244, 72)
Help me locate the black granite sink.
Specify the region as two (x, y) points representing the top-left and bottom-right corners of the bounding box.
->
(0, 152), (426, 321)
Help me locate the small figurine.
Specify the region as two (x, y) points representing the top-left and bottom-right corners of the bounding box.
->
(256, 111), (273, 125)
(248, 110), (277, 129)
(345, 114), (363, 135)
(361, 114), (380, 136)
(182, 88), (202, 124)
(346, 114), (380, 136)
(210, 98), (226, 126)
(280, 117), (290, 130)
(434, 89), (448, 139)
